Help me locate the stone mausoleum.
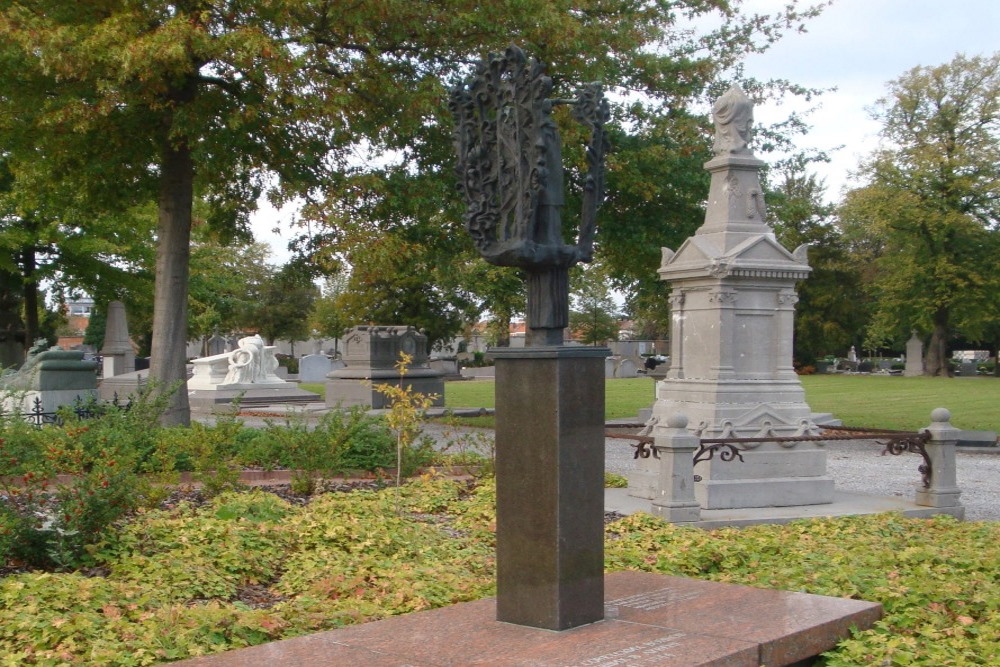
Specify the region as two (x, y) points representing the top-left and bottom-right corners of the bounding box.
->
(639, 86), (836, 510)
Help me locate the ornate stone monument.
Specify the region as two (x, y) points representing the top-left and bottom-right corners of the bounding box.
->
(188, 334), (317, 407)
(324, 326), (444, 409)
(451, 45), (610, 630)
(100, 301), (135, 378)
(646, 86), (835, 510)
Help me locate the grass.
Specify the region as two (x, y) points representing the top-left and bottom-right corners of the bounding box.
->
(298, 382), (325, 398)
(799, 374), (1000, 432)
(445, 375), (1000, 432)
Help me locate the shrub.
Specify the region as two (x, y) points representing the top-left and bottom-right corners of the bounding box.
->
(0, 389), (176, 569)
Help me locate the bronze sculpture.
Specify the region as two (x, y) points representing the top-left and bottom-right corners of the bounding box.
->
(450, 45), (609, 345)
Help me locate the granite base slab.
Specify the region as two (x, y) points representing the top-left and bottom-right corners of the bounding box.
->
(175, 571), (880, 667)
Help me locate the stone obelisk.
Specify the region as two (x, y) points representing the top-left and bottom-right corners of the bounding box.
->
(649, 86), (834, 510)
(101, 301), (135, 378)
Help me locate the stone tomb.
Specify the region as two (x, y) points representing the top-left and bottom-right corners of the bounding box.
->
(0, 340), (97, 414)
(174, 571), (881, 667)
(325, 326), (444, 409)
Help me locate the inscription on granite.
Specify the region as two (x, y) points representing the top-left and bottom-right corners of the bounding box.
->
(608, 587), (703, 611)
(571, 633), (687, 667)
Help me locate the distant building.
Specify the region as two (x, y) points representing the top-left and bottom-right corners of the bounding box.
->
(58, 296), (95, 350)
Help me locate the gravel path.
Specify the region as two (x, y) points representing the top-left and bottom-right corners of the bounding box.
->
(421, 424), (1000, 522)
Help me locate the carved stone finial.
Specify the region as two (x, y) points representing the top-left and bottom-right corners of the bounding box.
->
(712, 86), (754, 157)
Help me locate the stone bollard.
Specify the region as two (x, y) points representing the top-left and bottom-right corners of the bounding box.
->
(651, 414), (701, 523)
(915, 408), (964, 517)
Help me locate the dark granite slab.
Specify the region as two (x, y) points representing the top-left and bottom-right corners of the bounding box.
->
(174, 571), (881, 667)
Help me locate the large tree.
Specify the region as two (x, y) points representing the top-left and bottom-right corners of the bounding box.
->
(766, 161), (867, 365)
(839, 53), (1000, 375)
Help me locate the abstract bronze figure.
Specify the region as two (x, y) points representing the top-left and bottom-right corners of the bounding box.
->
(450, 45), (609, 346)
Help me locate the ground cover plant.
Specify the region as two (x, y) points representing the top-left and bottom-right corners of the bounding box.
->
(0, 394), (440, 569)
(0, 477), (996, 664)
(444, 376), (1000, 431)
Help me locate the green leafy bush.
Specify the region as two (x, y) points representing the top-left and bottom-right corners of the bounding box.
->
(0, 390), (176, 569)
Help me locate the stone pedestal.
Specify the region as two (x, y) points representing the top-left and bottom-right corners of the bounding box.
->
(325, 326), (444, 409)
(493, 346), (607, 630)
(915, 408), (964, 514)
(649, 86), (832, 510)
(650, 415), (702, 523)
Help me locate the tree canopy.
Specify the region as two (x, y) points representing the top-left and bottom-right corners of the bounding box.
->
(839, 52), (1000, 375)
(0, 0), (826, 422)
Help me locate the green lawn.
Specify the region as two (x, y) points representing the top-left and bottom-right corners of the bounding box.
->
(446, 375), (1000, 432)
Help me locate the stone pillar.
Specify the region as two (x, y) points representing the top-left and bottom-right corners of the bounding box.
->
(904, 333), (924, 376)
(915, 408), (964, 516)
(100, 301), (135, 378)
(651, 414), (701, 523)
(493, 346), (607, 630)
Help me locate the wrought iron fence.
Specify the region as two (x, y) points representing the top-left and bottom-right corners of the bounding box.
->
(5, 394), (132, 429)
(606, 423), (933, 488)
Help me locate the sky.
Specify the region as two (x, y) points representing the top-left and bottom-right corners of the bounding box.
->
(251, 0), (999, 264)
(741, 0), (999, 199)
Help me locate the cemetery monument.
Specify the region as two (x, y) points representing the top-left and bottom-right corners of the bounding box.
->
(451, 44), (610, 630)
(100, 300), (135, 378)
(188, 333), (316, 407)
(644, 86), (836, 510)
(1, 338), (97, 414)
(324, 325), (444, 409)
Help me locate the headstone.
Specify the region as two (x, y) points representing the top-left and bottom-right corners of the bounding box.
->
(904, 333), (924, 376)
(958, 361), (978, 376)
(650, 86), (833, 510)
(100, 301), (135, 378)
(207, 334), (227, 356)
(604, 356), (616, 378)
(428, 356), (461, 378)
(298, 353), (333, 383)
(452, 45), (610, 631)
(615, 357), (638, 378)
(325, 326), (445, 409)
(847, 345), (858, 362)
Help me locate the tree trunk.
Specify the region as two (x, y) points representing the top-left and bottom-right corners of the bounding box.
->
(494, 311), (511, 348)
(0, 269), (25, 369)
(150, 141), (194, 426)
(924, 309), (951, 377)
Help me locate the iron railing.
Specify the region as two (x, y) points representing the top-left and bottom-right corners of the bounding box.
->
(605, 424), (933, 488)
